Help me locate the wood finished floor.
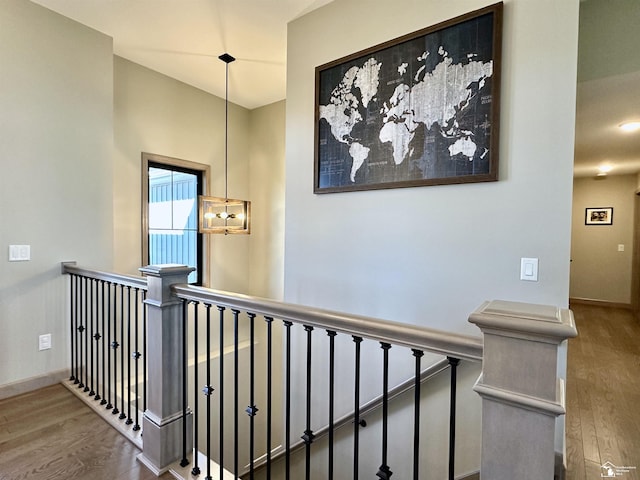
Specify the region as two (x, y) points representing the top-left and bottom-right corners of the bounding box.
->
(566, 304), (640, 480)
(0, 384), (169, 480)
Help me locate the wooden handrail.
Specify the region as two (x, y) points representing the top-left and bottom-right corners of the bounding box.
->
(62, 262), (147, 290)
(173, 284), (483, 361)
(60, 263), (482, 360)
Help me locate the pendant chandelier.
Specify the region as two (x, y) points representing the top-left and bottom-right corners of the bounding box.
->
(199, 53), (251, 235)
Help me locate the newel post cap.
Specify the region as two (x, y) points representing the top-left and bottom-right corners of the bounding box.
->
(469, 300), (577, 343)
(139, 264), (195, 278)
(139, 264), (194, 307)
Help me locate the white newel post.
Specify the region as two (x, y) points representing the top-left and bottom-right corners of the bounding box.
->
(138, 264), (194, 475)
(469, 300), (577, 480)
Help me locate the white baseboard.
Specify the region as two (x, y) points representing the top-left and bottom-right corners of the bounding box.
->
(0, 369), (68, 400)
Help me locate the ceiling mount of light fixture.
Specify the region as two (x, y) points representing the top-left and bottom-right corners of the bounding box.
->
(199, 53), (251, 235)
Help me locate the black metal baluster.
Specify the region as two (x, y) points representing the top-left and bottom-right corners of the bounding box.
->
(93, 280), (102, 401)
(218, 306), (226, 480)
(111, 284), (120, 416)
(283, 321), (292, 480)
(352, 336), (363, 480)
(70, 274), (76, 382)
(93, 279), (99, 397)
(119, 284), (126, 420)
(265, 316), (274, 480)
(76, 276), (82, 388)
(73, 275), (80, 384)
(125, 286), (133, 425)
(78, 275), (83, 386)
(89, 279), (95, 397)
(77, 277), (84, 388)
(448, 357), (460, 480)
(93, 280), (102, 402)
(412, 349), (424, 480)
(203, 304), (213, 480)
(83, 277), (90, 393)
(302, 325), (315, 480)
(78, 277), (85, 389)
(377, 342), (392, 480)
(106, 282), (114, 411)
(142, 290), (147, 414)
(180, 299), (190, 468)
(327, 330), (337, 480)
(77, 277), (83, 388)
(232, 309), (240, 477)
(132, 288), (141, 431)
(100, 281), (107, 405)
(83, 277), (91, 393)
(246, 313), (258, 479)
(192, 302), (201, 476)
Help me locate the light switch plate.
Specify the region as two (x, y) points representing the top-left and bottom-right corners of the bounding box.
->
(39, 334), (52, 351)
(9, 245), (30, 261)
(520, 257), (539, 282)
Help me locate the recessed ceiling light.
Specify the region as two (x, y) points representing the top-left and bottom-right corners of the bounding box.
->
(619, 121), (640, 132)
(598, 164), (612, 174)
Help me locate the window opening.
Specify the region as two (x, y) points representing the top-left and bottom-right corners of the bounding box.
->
(142, 153), (209, 285)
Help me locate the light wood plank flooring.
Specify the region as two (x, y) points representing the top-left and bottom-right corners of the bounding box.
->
(566, 304), (640, 480)
(0, 384), (168, 480)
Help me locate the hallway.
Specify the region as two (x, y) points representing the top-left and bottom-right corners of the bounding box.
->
(566, 303), (640, 480)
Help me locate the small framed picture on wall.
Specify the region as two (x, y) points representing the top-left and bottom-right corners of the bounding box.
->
(585, 207), (613, 225)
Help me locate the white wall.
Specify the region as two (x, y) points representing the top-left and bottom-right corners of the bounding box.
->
(571, 175), (636, 304)
(0, 0), (114, 387)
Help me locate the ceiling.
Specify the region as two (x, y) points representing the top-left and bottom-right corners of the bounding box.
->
(574, 0), (640, 178)
(574, 71), (640, 177)
(30, 0), (640, 178)
(31, 0), (334, 110)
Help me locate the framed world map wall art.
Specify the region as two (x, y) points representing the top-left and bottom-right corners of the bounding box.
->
(314, 2), (503, 193)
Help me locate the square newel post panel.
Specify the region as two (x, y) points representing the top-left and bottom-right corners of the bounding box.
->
(138, 264), (195, 475)
(469, 300), (577, 480)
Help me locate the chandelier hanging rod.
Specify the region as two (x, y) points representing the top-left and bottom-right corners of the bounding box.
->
(219, 53), (235, 201)
(198, 52), (250, 235)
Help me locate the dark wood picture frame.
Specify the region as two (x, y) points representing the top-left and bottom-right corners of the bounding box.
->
(585, 207), (613, 225)
(314, 2), (503, 194)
